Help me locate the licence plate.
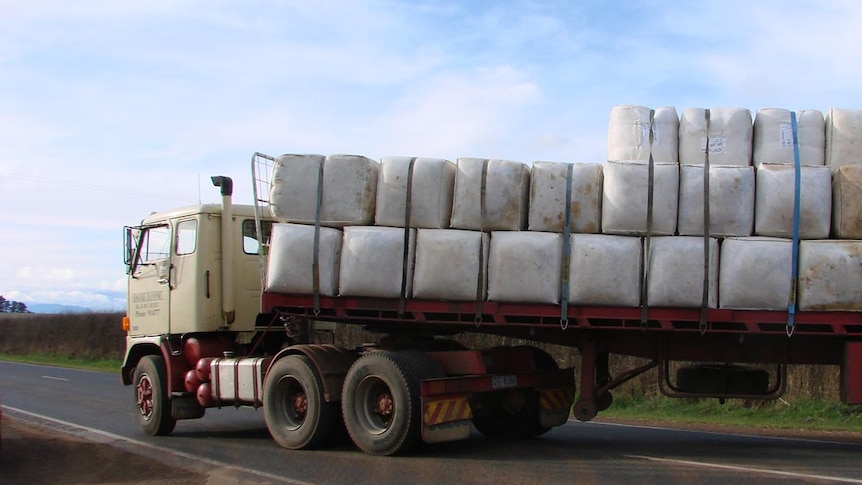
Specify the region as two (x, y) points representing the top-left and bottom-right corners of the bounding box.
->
(492, 375), (517, 389)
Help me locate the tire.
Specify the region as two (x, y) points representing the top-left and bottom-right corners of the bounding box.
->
(470, 346), (556, 439)
(264, 355), (340, 450)
(133, 355), (176, 436)
(398, 350), (446, 380)
(470, 389), (545, 439)
(517, 345), (558, 371)
(341, 352), (423, 456)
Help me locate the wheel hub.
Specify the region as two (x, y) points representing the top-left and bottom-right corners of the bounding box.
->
(292, 391), (308, 418)
(136, 373), (154, 419)
(375, 392), (394, 417)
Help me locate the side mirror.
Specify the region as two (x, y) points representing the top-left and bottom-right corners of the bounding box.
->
(123, 226), (140, 274)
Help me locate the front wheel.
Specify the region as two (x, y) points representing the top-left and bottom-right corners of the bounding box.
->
(133, 355), (176, 436)
(264, 355), (340, 449)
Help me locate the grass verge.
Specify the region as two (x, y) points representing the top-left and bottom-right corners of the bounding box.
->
(602, 395), (862, 432)
(0, 353), (121, 373)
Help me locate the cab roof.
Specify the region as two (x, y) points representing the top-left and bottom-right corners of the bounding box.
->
(139, 204), (265, 226)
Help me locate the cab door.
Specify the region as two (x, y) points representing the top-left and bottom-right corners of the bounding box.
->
(127, 224), (172, 336)
(169, 216), (223, 334)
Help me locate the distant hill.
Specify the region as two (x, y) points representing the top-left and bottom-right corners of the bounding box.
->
(25, 303), (93, 314)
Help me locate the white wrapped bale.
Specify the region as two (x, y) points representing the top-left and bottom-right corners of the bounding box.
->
(568, 234), (641, 307)
(265, 223), (342, 296)
(679, 107), (753, 165)
(826, 108), (862, 171)
(601, 160), (679, 236)
(528, 161), (603, 234)
(754, 164), (832, 239)
(753, 109), (825, 166)
(375, 156), (456, 229)
(646, 236), (719, 308)
(799, 240), (862, 311)
(833, 165), (862, 239)
(412, 229), (489, 301)
(607, 105), (679, 163)
(450, 158), (530, 231)
(487, 231), (562, 304)
(338, 226), (416, 298)
(719, 237), (792, 310)
(678, 164), (755, 237)
(269, 154), (379, 227)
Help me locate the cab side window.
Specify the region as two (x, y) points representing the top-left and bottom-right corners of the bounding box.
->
(140, 226), (170, 263)
(176, 219), (197, 256)
(242, 219), (271, 255)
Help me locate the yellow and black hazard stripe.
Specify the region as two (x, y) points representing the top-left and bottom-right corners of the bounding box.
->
(540, 388), (575, 411)
(423, 397), (473, 426)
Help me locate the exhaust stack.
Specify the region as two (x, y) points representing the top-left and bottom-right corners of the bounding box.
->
(211, 176), (235, 325)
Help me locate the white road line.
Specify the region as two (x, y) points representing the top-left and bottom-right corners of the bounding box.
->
(41, 376), (69, 381)
(627, 454), (862, 483)
(2, 405), (315, 485)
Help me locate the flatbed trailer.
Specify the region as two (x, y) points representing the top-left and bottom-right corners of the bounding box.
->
(261, 292), (862, 419)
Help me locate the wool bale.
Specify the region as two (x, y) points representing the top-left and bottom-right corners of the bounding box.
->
(528, 161), (603, 234)
(412, 229), (489, 301)
(450, 158), (530, 231)
(602, 160), (679, 236)
(339, 226), (415, 298)
(265, 223), (342, 296)
(568, 234), (641, 307)
(753, 108), (825, 166)
(679, 107), (753, 166)
(269, 154), (378, 227)
(607, 105), (679, 163)
(754, 164), (832, 239)
(826, 108), (862, 171)
(832, 165), (862, 239)
(719, 237), (792, 310)
(678, 164), (754, 237)
(375, 156), (456, 229)
(646, 236), (719, 308)
(487, 231), (562, 304)
(799, 240), (862, 311)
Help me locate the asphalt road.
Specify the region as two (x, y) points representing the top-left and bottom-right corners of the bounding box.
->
(2, 360), (862, 484)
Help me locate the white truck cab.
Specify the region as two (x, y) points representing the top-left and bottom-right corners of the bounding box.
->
(124, 202), (269, 336)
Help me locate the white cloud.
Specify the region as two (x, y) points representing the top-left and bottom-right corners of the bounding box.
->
(370, 66), (542, 159)
(16, 267), (76, 284)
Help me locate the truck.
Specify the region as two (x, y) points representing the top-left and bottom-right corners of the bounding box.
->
(121, 151), (862, 456)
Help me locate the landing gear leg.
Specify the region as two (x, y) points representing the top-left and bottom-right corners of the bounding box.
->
(573, 338), (612, 421)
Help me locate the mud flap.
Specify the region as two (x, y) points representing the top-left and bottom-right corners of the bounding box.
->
(539, 388), (574, 428)
(421, 396), (472, 444)
(171, 395), (205, 420)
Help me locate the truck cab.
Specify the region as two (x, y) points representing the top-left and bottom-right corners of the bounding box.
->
(121, 191), (274, 395)
(123, 203), (269, 337)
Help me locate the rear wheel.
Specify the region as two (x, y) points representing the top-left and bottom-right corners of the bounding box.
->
(341, 352), (423, 456)
(134, 355), (176, 436)
(264, 355), (340, 449)
(471, 389), (545, 439)
(472, 346), (557, 439)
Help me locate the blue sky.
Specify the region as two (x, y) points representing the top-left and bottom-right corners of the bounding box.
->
(1, 0), (861, 311)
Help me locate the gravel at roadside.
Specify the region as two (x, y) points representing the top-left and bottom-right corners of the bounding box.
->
(0, 417), (208, 485)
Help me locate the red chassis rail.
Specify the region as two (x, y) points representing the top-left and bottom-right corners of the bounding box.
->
(261, 293), (862, 337)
